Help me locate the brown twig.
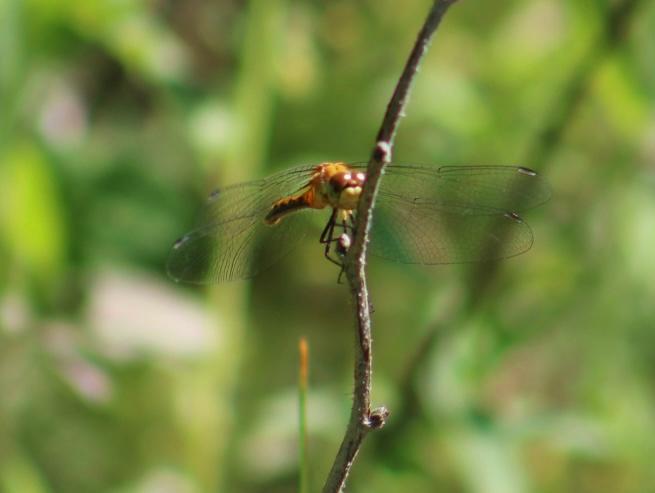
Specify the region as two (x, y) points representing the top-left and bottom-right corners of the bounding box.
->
(321, 2), (459, 492)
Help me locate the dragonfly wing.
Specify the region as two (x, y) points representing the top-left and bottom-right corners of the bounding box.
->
(357, 163), (547, 263)
(369, 194), (534, 264)
(167, 165), (317, 283)
(367, 164), (551, 214)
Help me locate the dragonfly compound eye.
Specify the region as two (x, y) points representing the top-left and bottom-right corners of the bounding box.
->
(329, 173), (350, 193)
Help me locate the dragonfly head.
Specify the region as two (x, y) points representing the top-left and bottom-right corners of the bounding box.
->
(326, 170), (366, 210)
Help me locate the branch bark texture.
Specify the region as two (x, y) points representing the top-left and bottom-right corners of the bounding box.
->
(321, 2), (459, 492)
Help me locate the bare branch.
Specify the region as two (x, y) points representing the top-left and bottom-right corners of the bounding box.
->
(321, 2), (459, 492)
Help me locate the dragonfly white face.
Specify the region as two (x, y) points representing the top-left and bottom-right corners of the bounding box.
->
(317, 165), (366, 211)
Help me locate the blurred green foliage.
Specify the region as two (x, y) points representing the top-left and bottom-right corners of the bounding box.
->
(1, 0), (655, 492)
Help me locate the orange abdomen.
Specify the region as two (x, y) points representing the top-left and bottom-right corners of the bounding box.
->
(265, 192), (313, 225)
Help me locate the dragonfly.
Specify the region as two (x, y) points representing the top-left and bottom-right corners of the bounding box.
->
(167, 162), (550, 284)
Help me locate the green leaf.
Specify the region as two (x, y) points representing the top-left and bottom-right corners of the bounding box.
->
(0, 143), (66, 283)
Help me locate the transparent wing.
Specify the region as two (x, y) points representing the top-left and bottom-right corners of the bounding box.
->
(167, 165), (317, 283)
(371, 195), (534, 263)
(353, 164), (550, 215)
(364, 164), (549, 264)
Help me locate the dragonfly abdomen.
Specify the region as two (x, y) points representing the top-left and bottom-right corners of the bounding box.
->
(265, 193), (314, 225)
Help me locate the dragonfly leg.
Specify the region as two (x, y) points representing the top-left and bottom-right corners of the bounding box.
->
(345, 212), (356, 235)
(324, 246), (343, 267)
(320, 210), (343, 267)
(337, 267), (346, 284)
(320, 209), (337, 244)
(320, 209), (358, 282)
(333, 215), (354, 283)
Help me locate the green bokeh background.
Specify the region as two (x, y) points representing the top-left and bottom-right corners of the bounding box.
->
(1, 0), (655, 492)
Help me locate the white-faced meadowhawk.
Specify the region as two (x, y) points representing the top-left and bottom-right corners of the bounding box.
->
(167, 162), (550, 283)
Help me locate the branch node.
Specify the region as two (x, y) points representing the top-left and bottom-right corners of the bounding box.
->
(366, 407), (390, 430)
(373, 141), (392, 163)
